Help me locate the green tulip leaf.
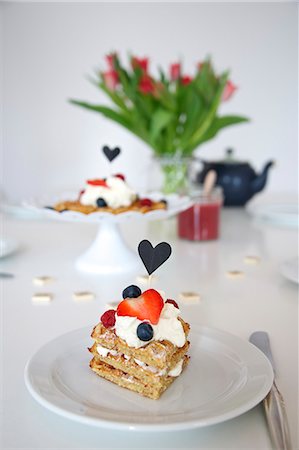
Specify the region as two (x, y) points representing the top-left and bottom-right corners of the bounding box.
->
(150, 108), (174, 142)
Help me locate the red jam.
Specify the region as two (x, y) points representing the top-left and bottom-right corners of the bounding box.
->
(178, 188), (222, 241)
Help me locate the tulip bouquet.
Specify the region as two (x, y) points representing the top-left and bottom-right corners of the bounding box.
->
(71, 53), (248, 192)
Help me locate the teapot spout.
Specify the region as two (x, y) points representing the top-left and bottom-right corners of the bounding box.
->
(250, 161), (274, 195)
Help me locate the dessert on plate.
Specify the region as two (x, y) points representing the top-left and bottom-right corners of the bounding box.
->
(89, 285), (190, 399)
(52, 174), (167, 214)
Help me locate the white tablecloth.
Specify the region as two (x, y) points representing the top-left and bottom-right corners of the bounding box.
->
(1, 208), (298, 449)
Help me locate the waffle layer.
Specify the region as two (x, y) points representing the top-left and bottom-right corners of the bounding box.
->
(53, 200), (166, 215)
(90, 354), (189, 400)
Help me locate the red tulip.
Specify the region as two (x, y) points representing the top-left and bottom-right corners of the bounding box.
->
(103, 70), (119, 90)
(170, 63), (181, 81)
(106, 53), (117, 70)
(222, 80), (237, 101)
(181, 75), (192, 86)
(132, 57), (149, 72)
(139, 74), (155, 94)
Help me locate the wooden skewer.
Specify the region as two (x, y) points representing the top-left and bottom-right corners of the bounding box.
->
(147, 274), (152, 289)
(203, 170), (217, 196)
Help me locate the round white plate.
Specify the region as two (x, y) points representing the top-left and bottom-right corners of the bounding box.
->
(247, 203), (298, 228)
(23, 192), (192, 224)
(0, 237), (19, 258)
(280, 258), (299, 284)
(24, 326), (273, 431)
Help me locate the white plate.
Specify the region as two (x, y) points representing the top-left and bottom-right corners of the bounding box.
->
(280, 258), (299, 284)
(0, 237), (19, 258)
(247, 203), (299, 228)
(23, 192), (193, 224)
(24, 326), (273, 431)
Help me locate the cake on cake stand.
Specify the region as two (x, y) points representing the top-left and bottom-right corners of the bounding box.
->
(24, 192), (192, 275)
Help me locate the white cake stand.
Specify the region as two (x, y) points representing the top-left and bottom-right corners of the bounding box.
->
(24, 192), (192, 275)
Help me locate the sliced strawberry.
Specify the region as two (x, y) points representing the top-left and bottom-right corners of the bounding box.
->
(117, 289), (164, 325)
(87, 179), (108, 187)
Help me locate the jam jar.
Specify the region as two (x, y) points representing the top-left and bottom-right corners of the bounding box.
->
(178, 187), (223, 241)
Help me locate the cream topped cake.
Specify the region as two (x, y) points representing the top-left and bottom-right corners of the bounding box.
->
(52, 174), (167, 215)
(89, 285), (190, 399)
(80, 175), (136, 209)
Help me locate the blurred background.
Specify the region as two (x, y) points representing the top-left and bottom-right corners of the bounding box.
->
(1, 1), (298, 201)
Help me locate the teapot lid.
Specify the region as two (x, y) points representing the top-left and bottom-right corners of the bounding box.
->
(194, 148), (249, 166)
(201, 148), (247, 165)
(220, 148), (243, 164)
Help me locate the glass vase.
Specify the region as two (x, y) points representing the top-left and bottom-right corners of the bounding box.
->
(155, 155), (191, 194)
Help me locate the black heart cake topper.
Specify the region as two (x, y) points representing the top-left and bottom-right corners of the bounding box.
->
(138, 240), (172, 275)
(102, 145), (121, 162)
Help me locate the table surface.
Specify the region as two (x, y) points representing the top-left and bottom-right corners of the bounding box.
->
(1, 208), (298, 449)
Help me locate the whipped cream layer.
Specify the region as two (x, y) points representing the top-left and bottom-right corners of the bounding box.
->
(96, 345), (183, 377)
(168, 359), (184, 377)
(96, 345), (119, 358)
(80, 176), (137, 209)
(114, 303), (186, 349)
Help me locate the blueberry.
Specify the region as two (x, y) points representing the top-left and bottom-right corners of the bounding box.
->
(122, 285), (141, 299)
(96, 198), (107, 207)
(137, 322), (154, 341)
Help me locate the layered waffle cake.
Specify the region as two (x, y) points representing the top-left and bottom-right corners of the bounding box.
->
(52, 174), (167, 214)
(89, 285), (190, 399)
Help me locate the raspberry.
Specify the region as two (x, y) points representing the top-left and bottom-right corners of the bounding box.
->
(166, 299), (179, 309)
(140, 198), (153, 207)
(115, 173), (125, 181)
(101, 309), (116, 328)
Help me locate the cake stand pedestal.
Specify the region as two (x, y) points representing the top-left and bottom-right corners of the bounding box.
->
(76, 222), (140, 275)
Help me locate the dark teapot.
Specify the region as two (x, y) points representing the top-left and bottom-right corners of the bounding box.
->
(195, 149), (274, 206)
